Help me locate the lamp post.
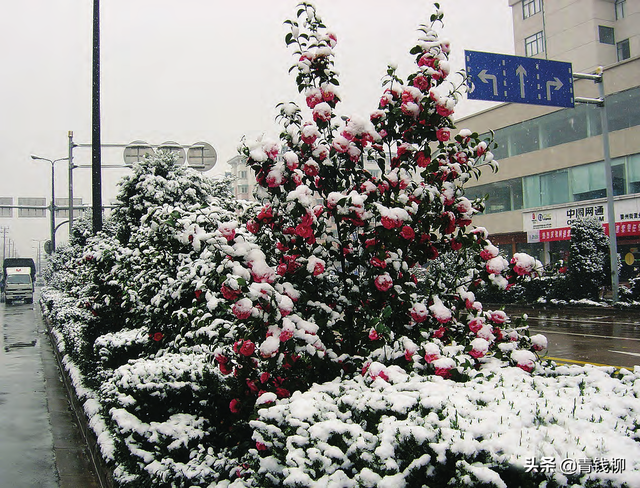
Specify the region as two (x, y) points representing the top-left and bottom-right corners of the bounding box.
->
(31, 154), (69, 252)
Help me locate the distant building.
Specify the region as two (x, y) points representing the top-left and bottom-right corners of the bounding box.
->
(459, 0), (640, 280)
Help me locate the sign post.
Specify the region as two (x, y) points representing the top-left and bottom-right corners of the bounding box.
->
(465, 50), (574, 108)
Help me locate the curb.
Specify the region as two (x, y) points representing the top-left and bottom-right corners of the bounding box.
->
(41, 310), (116, 488)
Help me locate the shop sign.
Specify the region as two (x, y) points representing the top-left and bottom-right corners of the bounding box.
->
(524, 198), (640, 243)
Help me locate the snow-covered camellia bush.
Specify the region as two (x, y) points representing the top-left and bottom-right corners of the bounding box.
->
(40, 3), (640, 487)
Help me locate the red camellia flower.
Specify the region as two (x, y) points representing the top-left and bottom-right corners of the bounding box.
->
(436, 128), (451, 142)
(368, 328), (380, 340)
(194, 289), (203, 300)
(416, 152), (431, 168)
(435, 367), (452, 379)
(256, 442), (268, 451)
(400, 225), (416, 240)
(236, 340), (256, 357)
(246, 220), (259, 234)
(450, 239), (462, 251)
(370, 257), (387, 269)
(275, 387), (290, 399)
(229, 399), (241, 413)
(433, 326), (447, 339)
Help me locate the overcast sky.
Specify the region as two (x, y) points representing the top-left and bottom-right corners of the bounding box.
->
(0, 0), (513, 215)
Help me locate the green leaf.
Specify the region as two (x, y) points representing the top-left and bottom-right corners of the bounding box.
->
(285, 33), (294, 45)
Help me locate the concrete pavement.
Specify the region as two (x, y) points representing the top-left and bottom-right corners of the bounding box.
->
(0, 297), (100, 487)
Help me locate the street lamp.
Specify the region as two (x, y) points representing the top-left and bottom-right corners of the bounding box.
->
(31, 154), (69, 252)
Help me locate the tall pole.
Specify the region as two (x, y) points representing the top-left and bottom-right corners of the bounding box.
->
(92, 0), (103, 233)
(598, 76), (619, 302)
(574, 69), (619, 302)
(68, 130), (75, 240)
(51, 160), (56, 251)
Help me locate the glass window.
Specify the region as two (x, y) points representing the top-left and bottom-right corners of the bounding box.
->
(524, 170), (570, 208)
(628, 154), (640, 194)
(617, 39), (630, 62)
(612, 159), (626, 196)
(599, 26), (615, 45)
(238, 184), (249, 194)
(523, 0), (542, 19)
(238, 170), (248, 179)
(540, 170), (570, 206)
(466, 178), (523, 214)
(540, 108), (589, 148)
(18, 198), (46, 218)
(570, 162), (606, 201)
(508, 121), (540, 156)
(525, 31), (545, 57)
(608, 87), (640, 132)
(0, 197), (12, 218)
(615, 0), (625, 20)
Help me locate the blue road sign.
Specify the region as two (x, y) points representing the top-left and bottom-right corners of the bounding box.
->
(465, 50), (574, 108)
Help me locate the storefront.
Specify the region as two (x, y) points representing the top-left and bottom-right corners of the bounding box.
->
(522, 196), (640, 281)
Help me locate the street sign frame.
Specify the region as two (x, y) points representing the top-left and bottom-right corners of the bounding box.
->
(465, 50), (574, 108)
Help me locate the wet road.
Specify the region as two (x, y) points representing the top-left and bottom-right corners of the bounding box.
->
(504, 306), (640, 370)
(0, 299), (57, 487)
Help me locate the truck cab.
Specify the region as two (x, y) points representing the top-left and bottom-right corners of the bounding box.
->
(4, 267), (34, 304)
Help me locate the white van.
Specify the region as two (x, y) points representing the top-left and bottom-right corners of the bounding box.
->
(4, 267), (34, 304)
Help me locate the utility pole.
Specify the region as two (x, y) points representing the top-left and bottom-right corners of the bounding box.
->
(575, 68), (619, 302)
(92, 0), (103, 233)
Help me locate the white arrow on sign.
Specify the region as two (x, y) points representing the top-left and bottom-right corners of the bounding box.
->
(546, 77), (564, 100)
(515, 65), (527, 98)
(478, 69), (498, 96)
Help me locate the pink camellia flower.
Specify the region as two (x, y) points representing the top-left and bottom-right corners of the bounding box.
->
(468, 317), (484, 334)
(436, 128), (451, 142)
(279, 329), (294, 342)
(229, 399), (241, 413)
(410, 303), (428, 323)
(400, 225), (416, 240)
(531, 334), (548, 352)
(301, 122), (320, 145)
(374, 273), (393, 292)
(469, 338), (489, 359)
(368, 328), (380, 340)
(512, 350), (536, 373)
(412, 74), (430, 91)
(485, 256), (507, 275)
(433, 362), (454, 379)
(232, 298), (253, 320)
(480, 244), (499, 261)
(490, 310), (508, 324)
(370, 257), (387, 269)
(312, 102), (332, 122)
(221, 284), (241, 301)
(305, 87), (323, 109)
(436, 104), (454, 117)
(332, 135), (350, 153)
(433, 326), (447, 338)
(218, 222), (236, 241)
(312, 260), (325, 276)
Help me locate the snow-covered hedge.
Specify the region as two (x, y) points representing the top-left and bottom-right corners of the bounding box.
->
(39, 2), (640, 487)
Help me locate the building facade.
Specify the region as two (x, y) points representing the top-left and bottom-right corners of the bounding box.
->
(460, 0), (640, 280)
